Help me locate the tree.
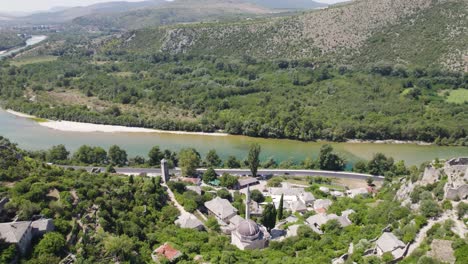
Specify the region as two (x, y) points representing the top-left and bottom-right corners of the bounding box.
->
(251, 189), (265, 203)
(353, 161), (368, 173)
(47, 145), (69, 163)
(148, 146), (164, 166)
(368, 153), (394, 176)
(219, 173), (239, 189)
(202, 167), (217, 183)
(247, 143), (261, 177)
(106, 165), (116, 173)
(205, 149), (222, 167)
(103, 234), (134, 261)
(93, 147), (108, 165)
(277, 194), (284, 220)
(217, 189), (232, 201)
(108, 145), (127, 166)
(420, 199), (441, 218)
(205, 216), (220, 232)
(262, 157), (278, 168)
(178, 148), (201, 177)
(35, 232), (66, 256)
(318, 144), (346, 171)
(261, 203), (276, 232)
(457, 202), (468, 219)
(381, 252), (394, 263)
(226, 156), (241, 168)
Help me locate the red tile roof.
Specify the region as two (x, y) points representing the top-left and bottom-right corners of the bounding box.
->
(154, 243), (182, 261)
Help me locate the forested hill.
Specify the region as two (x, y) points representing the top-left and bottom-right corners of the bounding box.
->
(113, 0), (467, 71)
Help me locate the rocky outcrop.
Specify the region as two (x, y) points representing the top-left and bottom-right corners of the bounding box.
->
(444, 158), (468, 200)
(396, 157), (468, 203)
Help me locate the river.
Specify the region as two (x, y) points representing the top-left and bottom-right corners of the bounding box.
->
(0, 35), (48, 58)
(1, 109), (467, 167)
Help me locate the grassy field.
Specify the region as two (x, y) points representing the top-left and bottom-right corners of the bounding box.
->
(446, 89), (468, 104)
(11, 56), (58, 66)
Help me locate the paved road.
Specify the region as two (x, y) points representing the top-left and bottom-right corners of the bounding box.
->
(59, 165), (384, 181)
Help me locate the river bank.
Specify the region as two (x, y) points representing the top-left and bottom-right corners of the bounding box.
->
(6, 109), (228, 136)
(7, 109), (436, 144)
(1, 108), (466, 166)
(346, 139), (432, 146)
(0, 35), (48, 59)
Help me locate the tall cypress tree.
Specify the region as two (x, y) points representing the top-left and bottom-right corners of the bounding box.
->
(278, 194), (284, 220)
(261, 203), (276, 232)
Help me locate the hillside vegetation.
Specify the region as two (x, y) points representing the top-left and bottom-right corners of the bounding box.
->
(0, 32), (25, 51)
(116, 0), (467, 70)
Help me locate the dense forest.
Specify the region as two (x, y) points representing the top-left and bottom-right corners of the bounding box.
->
(1, 50), (467, 145)
(1, 136), (467, 263)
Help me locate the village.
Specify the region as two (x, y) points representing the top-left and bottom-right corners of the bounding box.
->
(1, 157), (468, 263)
(147, 159), (412, 263)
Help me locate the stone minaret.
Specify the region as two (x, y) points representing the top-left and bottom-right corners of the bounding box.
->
(246, 185), (251, 220)
(161, 159), (169, 183)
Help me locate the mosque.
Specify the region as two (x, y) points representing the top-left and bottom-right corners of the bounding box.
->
(231, 186), (271, 250)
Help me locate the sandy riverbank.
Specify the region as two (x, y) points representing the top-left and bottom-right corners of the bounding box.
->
(346, 139), (432, 146)
(6, 109), (228, 136)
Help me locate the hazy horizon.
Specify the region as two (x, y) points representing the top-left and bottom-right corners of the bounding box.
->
(0, 0), (347, 14)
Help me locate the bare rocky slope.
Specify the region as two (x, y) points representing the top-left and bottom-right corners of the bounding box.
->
(115, 0), (467, 70)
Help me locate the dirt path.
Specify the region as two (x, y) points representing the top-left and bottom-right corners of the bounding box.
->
(407, 210), (467, 256)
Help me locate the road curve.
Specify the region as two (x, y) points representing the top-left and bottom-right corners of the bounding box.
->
(58, 165), (384, 181)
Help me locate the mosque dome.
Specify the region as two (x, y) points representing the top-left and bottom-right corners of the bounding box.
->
(237, 219), (260, 238)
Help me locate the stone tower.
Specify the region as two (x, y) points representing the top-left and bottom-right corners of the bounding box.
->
(246, 185), (251, 220)
(161, 159), (170, 183)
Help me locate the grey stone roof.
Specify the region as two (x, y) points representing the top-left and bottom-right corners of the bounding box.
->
(289, 200), (307, 212)
(0, 221), (31, 243)
(204, 197), (238, 220)
(229, 215), (244, 227)
(286, 224), (301, 238)
(313, 199), (333, 210)
(299, 192), (315, 203)
(376, 232), (405, 253)
(175, 214), (204, 229)
(346, 188), (369, 198)
(238, 177), (258, 187)
(306, 214), (330, 228)
(31, 219), (54, 233)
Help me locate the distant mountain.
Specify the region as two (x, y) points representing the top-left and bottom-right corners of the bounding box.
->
(4, 0), (167, 24)
(246, 0), (327, 9)
(1, 0), (274, 30)
(72, 0), (274, 30)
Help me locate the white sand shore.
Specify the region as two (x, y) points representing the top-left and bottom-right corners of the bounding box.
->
(6, 109), (228, 136)
(6, 109), (36, 119)
(346, 139), (432, 146)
